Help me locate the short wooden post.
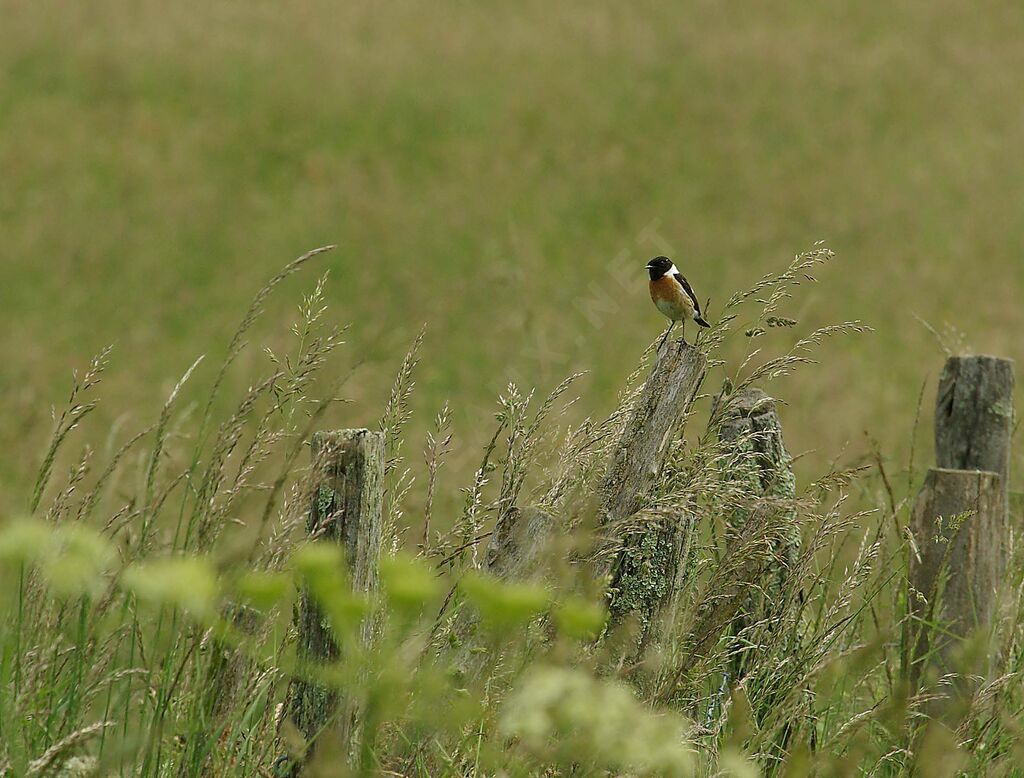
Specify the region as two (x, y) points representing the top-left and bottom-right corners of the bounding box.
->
(448, 507), (556, 679)
(935, 355), (1014, 502)
(906, 355), (1014, 708)
(184, 606), (260, 773)
(484, 506), (557, 582)
(716, 387), (799, 674)
(716, 388), (798, 566)
(665, 504), (778, 678)
(908, 469), (1005, 697)
(599, 340), (707, 658)
(654, 389), (802, 700)
(285, 430), (383, 761)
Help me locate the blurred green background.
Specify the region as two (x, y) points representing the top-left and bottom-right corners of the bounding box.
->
(2, 0), (1022, 511)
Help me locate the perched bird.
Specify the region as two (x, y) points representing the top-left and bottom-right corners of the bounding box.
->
(646, 256), (710, 347)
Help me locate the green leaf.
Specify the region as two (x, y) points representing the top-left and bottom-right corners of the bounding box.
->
(553, 597), (606, 640)
(124, 557), (219, 617)
(380, 551), (441, 613)
(460, 571), (550, 629)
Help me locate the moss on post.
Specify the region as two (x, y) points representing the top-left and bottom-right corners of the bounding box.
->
(285, 429), (384, 765)
(599, 340), (706, 663)
(716, 388), (799, 586)
(702, 386), (800, 681)
(604, 508), (696, 662)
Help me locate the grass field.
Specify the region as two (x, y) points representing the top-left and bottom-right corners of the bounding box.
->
(2, 0), (1023, 510)
(2, 1), (1024, 775)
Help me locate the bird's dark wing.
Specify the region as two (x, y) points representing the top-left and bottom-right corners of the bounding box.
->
(674, 273), (702, 315)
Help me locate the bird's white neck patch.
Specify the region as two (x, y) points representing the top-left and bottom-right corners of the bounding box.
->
(665, 264), (680, 278)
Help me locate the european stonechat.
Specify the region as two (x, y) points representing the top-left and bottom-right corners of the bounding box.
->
(646, 256), (710, 347)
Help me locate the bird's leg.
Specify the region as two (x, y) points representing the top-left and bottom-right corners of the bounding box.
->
(659, 322), (675, 350)
(678, 320), (687, 346)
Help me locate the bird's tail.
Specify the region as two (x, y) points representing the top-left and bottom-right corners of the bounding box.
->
(694, 315), (711, 328)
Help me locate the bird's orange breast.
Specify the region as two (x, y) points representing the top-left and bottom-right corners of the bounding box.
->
(649, 276), (693, 321)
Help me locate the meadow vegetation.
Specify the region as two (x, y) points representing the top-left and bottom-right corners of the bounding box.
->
(0, 247), (1020, 776)
(2, 1), (1024, 775)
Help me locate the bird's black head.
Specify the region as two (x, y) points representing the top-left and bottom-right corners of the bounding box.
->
(646, 256), (673, 281)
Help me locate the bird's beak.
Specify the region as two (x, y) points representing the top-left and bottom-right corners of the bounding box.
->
(644, 263), (653, 271)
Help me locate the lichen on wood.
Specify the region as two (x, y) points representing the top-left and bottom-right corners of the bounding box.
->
(709, 385), (800, 679)
(604, 508), (696, 661)
(598, 339), (706, 660)
(716, 387), (799, 575)
(286, 429), (384, 757)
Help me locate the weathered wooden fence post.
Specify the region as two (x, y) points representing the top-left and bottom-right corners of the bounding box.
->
(449, 506), (557, 680)
(716, 387), (799, 674)
(909, 470), (1005, 692)
(935, 355), (1014, 498)
(655, 387), (800, 694)
(599, 341), (707, 528)
(484, 506), (557, 583)
(716, 387), (798, 570)
(452, 340), (707, 671)
(285, 429), (384, 764)
(600, 340), (707, 659)
(908, 355), (1014, 708)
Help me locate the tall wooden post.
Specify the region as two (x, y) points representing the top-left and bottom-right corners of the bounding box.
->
(598, 340), (707, 529)
(286, 429), (384, 763)
(600, 340), (707, 660)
